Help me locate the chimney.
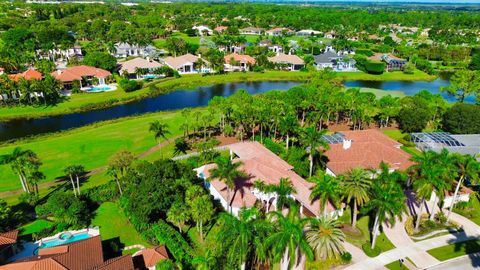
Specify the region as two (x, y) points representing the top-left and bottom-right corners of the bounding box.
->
(342, 139), (352, 150)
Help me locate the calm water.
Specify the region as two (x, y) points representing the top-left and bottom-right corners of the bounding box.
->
(0, 78), (462, 142)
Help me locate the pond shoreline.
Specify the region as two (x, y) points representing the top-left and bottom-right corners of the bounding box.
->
(0, 71), (436, 122)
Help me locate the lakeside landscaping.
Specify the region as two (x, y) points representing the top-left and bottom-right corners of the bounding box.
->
(0, 70), (434, 121)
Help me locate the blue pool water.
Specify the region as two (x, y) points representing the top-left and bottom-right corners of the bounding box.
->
(40, 232), (91, 249)
(86, 86), (113, 92)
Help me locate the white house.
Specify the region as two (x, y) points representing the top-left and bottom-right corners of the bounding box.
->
(119, 57), (163, 79)
(265, 27), (293, 36)
(36, 45), (83, 61)
(296, 29), (322, 36)
(239, 27), (264, 35)
(195, 142), (343, 218)
(163, 54), (211, 74)
(113, 43), (159, 59)
(224, 53), (256, 72)
(192, 25), (213, 36)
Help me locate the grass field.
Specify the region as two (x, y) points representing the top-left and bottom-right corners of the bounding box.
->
(338, 70), (436, 81)
(360, 87), (405, 98)
(0, 109), (203, 193)
(19, 219), (54, 236)
(427, 239), (480, 261)
(92, 202), (149, 248)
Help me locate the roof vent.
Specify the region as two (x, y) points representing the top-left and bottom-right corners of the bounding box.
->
(343, 139), (352, 150)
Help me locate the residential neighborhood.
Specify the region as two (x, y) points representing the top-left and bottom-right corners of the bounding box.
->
(0, 2), (480, 270)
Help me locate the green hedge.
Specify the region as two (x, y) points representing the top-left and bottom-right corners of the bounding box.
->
(84, 181), (120, 203)
(365, 61), (385, 74)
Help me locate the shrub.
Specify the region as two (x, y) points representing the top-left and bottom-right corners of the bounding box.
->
(455, 201), (469, 210)
(435, 212), (447, 225)
(263, 138), (284, 156)
(362, 243), (381, 257)
(365, 61), (385, 74)
(283, 147), (309, 178)
(443, 103), (480, 134)
(423, 219), (437, 230)
(119, 79), (143, 93)
(341, 252), (352, 263)
(84, 181), (120, 203)
(356, 49), (374, 56)
(404, 216), (414, 236)
(402, 63), (415, 74)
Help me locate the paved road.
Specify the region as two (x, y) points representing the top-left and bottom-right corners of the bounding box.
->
(426, 253), (480, 270)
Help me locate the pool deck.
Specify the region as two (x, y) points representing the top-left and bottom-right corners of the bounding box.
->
(8, 227), (100, 263)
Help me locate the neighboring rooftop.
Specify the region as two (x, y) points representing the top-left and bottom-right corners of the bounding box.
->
(268, 53), (304, 65)
(163, 53), (203, 69)
(119, 57), (162, 74)
(8, 69), (42, 81)
(324, 129), (413, 175)
(412, 132), (480, 160)
(0, 230), (18, 250)
(134, 246), (169, 268)
(224, 53), (256, 65)
(51, 65), (111, 82)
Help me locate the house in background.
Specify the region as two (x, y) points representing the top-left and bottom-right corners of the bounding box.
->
(8, 68), (43, 81)
(0, 230), (18, 265)
(133, 246), (169, 270)
(224, 53), (256, 71)
(265, 27), (293, 36)
(240, 27), (264, 35)
(36, 45), (83, 61)
(268, 53), (305, 71)
(195, 142), (343, 218)
(368, 53), (407, 71)
(296, 29), (322, 36)
(113, 42), (159, 59)
(214, 26), (228, 34)
(51, 65), (111, 90)
(411, 132), (480, 162)
(258, 40), (283, 54)
(119, 57), (163, 79)
(324, 31), (336, 39)
(313, 51), (357, 71)
(163, 54), (211, 74)
(192, 25), (213, 36)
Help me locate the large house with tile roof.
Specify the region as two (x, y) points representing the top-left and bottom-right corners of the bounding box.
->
(195, 141), (342, 218)
(8, 69), (42, 81)
(119, 57), (163, 79)
(323, 129), (413, 176)
(268, 53), (305, 71)
(51, 65), (111, 90)
(1, 235), (168, 270)
(163, 54), (211, 74)
(224, 53), (256, 71)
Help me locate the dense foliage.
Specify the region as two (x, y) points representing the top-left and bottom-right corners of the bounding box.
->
(443, 103), (480, 134)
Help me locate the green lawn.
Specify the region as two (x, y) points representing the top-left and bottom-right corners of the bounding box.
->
(0, 109), (202, 193)
(338, 70), (436, 81)
(359, 87), (405, 98)
(19, 219), (54, 236)
(427, 239), (480, 261)
(340, 209), (395, 255)
(385, 259), (410, 270)
(91, 202), (149, 248)
(454, 195), (480, 226)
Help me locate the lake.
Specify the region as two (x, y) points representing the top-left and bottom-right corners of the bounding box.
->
(0, 78), (461, 142)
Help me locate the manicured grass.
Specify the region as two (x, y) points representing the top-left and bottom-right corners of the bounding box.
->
(454, 195), (480, 226)
(359, 87), (405, 98)
(0, 109), (204, 193)
(382, 129), (421, 156)
(385, 259), (410, 270)
(338, 70), (436, 81)
(427, 239), (480, 261)
(341, 210), (395, 256)
(19, 219), (54, 236)
(91, 202), (149, 247)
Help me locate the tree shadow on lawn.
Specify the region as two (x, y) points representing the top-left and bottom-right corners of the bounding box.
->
(101, 237), (125, 260)
(447, 230), (480, 268)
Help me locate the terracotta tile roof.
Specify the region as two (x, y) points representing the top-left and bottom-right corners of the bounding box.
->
(0, 230), (18, 247)
(268, 53), (304, 65)
(324, 129), (413, 175)
(164, 54), (202, 70)
(51, 65), (111, 82)
(266, 27), (292, 33)
(4, 236), (104, 270)
(8, 69), (42, 81)
(201, 141), (335, 215)
(214, 26), (228, 32)
(224, 53), (256, 65)
(119, 57), (162, 74)
(134, 246), (168, 268)
(95, 255), (134, 270)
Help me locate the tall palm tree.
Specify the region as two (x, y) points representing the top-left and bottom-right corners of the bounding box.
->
(266, 204), (314, 270)
(305, 216), (346, 260)
(217, 208), (272, 269)
(208, 156), (245, 213)
(341, 167), (372, 227)
(0, 147), (35, 193)
(428, 149), (455, 220)
(279, 115), (299, 150)
(268, 178), (296, 211)
(300, 127), (329, 177)
(447, 154), (479, 221)
(149, 120), (170, 148)
(310, 172), (341, 217)
(365, 163), (407, 249)
(412, 177), (435, 231)
(192, 249), (217, 270)
(63, 164), (85, 196)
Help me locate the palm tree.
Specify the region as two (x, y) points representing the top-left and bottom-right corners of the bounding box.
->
(107, 150), (136, 195)
(447, 154), (479, 221)
(279, 115), (299, 150)
(0, 147), (35, 193)
(305, 216), (346, 260)
(208, 156), (245, 213)
(310, 172), (341, 217)
(266, 204), (314, 270)
(365, 165), (406, 249)
(149, 120), (170, 143)
(192, 250), (217, 270)
(268, 178), (296, 211)
(300, 127), (329, 177)
(341, 167), (372, 227)
(412, 177), (435, 231)
(63, 164), (85, 196)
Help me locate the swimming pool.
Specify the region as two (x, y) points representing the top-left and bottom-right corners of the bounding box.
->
(40, 232), (91, 248)
(84, 85), (116, 93)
